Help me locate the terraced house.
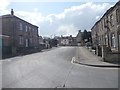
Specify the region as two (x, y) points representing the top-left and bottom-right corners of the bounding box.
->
(91, 1), (120, 62)
(0, 9), (39, 58)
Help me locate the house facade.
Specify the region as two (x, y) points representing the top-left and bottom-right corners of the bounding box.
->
(91, 1), (120, 62)
(1, 10), (39, 57)
(76, 30), (84, 46)
(59, 35), (77, 46)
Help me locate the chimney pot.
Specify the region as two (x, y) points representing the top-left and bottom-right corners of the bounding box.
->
(11, 9), (14, 15)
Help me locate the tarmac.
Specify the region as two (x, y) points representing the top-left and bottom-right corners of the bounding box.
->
(75, 46), (120, 68)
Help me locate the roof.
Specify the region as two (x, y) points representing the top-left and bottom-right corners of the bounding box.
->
(91, 1), (119, 31)
(61, 37), (69, 39)
(91, 20), (100, 30)
(101, 1), (119, 19)
(1, 14), (39, 28)
(61, 36), (74, 39)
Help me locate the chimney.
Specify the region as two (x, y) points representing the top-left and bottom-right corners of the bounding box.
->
(79, 30), (81, 32)
(11, 9), (14, 15)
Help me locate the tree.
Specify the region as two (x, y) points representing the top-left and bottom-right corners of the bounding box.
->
(82, 30), (92, 43)
(82, 30), (88, 42)
(51, 39), (58, 47)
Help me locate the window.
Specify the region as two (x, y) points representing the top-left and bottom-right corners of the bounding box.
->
(119, 35), (120, 48)
(25, 39), (29, 47)
(100, 37), (101, 45)
(110, 14), (114, 26)
(105, 34), (108, 45)
(101, 21), (103, 30)
(116, 9), (119, 23)
(25, 25), (28, 32)
(29, 27), (31, 30)
(20, 23), (23, 30)
(111, 33), (116, 48)
(19, 36), (23, 45)
(30, 38), (32, 44)
(101, 35), (104, 45)
(98, 36), (100, 45)
(33, 29), (34, 32)
(104, 19), (106, 27)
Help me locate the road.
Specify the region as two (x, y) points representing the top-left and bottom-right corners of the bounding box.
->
(2, 46), (118, 88)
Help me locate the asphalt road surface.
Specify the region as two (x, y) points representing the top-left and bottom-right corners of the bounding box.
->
(2, 46), (118, 88)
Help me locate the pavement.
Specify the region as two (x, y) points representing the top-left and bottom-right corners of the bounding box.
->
(74, 46), (120, 68)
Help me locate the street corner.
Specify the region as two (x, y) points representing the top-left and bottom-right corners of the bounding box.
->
(71, 56), (80, 64)
(71, 57), (75, 64)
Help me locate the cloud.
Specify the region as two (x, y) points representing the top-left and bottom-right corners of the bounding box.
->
(96, 16), (100, 20)
(15, 11), (45, 25)
(0, 0), (10, 14)
(0, 1), (113, 37)
(39, 2), (112, 36)
(57, 24), (78, 36)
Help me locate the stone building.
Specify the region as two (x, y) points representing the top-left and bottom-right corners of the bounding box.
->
(59, 35), (77, 46)
(1, 9), (39, 57)
(76, 30), (84, 46)
(91, 1), (120, 62)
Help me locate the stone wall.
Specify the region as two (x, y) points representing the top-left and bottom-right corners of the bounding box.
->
(105, 52), (120, 63)
(102, 45), (120, 63)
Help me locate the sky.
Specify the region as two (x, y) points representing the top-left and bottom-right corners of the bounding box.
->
(0, 0), (119, 37)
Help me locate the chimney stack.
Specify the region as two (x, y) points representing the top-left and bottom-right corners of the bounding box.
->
(11, 9), (14, 15)
(79, 30), (81, 32)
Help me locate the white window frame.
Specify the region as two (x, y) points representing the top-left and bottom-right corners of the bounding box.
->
(29, 27), (31, 30)
(19, 36), (23, 45)
(20, 23), (23, 30)
(25, 25), (28, 32)
(111, 33), (116, 48)
(105, 34), (108, 45)
(25, 39), (29, 47)
(110, 14), (114, 26)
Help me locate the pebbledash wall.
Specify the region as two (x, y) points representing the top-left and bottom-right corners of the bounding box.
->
(91, 1), (120, 62)
(1, 10), (39, 58)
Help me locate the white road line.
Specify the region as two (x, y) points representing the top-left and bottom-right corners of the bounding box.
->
(71, 57), (76, 64)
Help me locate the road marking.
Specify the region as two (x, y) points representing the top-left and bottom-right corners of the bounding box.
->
(71, 57), (76, 64)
